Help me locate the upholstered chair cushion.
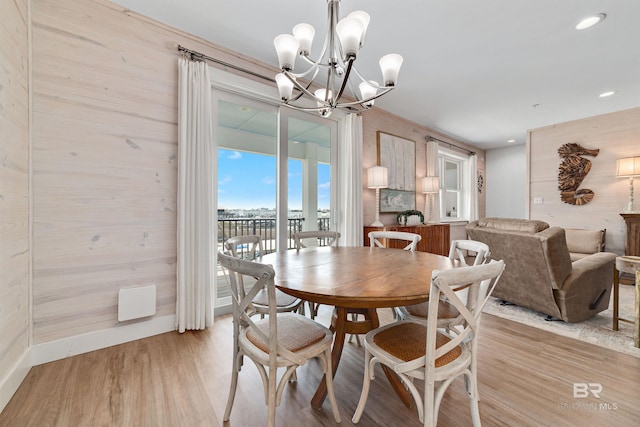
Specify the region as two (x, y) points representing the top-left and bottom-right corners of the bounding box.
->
(565, 228), (606, 261)
(477, 217), (549, 233)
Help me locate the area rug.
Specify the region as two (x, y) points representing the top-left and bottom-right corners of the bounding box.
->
(483, 284), (640, 358)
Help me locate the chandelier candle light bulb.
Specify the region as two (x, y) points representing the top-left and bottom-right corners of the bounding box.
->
(273, 0), (402, 115)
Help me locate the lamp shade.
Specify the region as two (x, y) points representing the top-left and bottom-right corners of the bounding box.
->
(292, 23), (315, 55)
(379, 53), (403, 86)
(336, 16), (364, 59)
(347, 11), (370, 46)
(367, 166), (388, 188)
(275, 73), (294, 101)
(358, 80), (378, 106)
(422, 176), (439, 193)
(616, 156), (640, 177)
(274, 34), (299, 71)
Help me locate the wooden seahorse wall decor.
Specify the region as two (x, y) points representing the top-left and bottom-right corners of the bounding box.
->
(557, 143), (600, 205)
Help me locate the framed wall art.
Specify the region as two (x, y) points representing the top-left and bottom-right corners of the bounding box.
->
(377, 131), (416, 192)
(380, 189), (416, 212)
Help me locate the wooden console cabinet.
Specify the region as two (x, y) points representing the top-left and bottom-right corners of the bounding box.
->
(621, 213), (640, 257)
(620, 213), (640, 284)
(363, 224), (451, 256)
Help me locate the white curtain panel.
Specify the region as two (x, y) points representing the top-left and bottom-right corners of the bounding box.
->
(176, 58), (214, 332)
(337, 114), (363, 246)
(426, 140), (441, 223)
(469, 154), (479, 221)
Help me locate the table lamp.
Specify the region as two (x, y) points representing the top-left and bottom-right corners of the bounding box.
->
(616, 156), (640, 213)
(367, 166), (388, 227)
(422, 176), (439, 223)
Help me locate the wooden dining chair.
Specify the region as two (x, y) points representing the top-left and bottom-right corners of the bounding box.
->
(368, 230), (421, 251)
(352, 260), (505, 427)
(218, 252), (341, 427)
(396, 240), (491, 326)
(291, 230), (341, 319)
(224, 235), (303, 317)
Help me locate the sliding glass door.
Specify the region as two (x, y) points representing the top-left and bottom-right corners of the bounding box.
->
(213, 91), (336, 308)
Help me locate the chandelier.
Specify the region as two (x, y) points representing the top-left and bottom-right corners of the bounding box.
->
(273, 0), (403, 117)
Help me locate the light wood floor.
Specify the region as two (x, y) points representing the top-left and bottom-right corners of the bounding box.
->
(2, 306), (639, 427)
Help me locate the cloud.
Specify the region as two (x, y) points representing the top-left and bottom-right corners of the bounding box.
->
(262, 176), (275, 185)
(219, 175), (232, 185)
(227, 151), (242, 160)
(318, 181), (331, 189)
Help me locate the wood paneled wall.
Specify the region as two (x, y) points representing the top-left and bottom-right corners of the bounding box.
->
(29, 0), (280, 344)
(0, 0), (30, 383)
(529, 107), (640, 254)
(362, 108), (485, 230)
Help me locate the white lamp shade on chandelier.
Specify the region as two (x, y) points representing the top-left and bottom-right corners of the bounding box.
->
(273, 0), (403, 117)
(367, 165), (389, 189)
(616, 156), (640, 213)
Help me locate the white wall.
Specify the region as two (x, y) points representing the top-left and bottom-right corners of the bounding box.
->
(486, 145), (527, 218)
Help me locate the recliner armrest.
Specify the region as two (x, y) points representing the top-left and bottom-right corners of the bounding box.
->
(560, 252), (616, 294)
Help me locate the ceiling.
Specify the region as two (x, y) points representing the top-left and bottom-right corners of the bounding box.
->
(112, 0), (640, 150)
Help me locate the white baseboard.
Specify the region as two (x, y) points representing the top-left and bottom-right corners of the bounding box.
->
(31, 314), (176, 366)
(0, 349), (32, 414)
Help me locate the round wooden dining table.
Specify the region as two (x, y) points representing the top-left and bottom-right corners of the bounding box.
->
(261, 245), (454, 410)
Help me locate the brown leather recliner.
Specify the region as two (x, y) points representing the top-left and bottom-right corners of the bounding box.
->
(465, 218), (616, 322)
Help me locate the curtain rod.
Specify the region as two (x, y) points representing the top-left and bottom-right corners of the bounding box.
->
(426, 136), (476, 156)
(178, 45), (276, 84)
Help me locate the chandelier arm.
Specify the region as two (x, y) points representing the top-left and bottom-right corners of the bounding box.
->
(333, 57), (355, 106)
(336, 104), (369, 113)
(299, 54), (332, 69)
(324, 63), (334, 105)
(288, 77), (316, 103)
(336, 87), (395, 108)
(282, 103), (338, 113)
(283, 70), (330, 106)
(351, 66), (387, 90)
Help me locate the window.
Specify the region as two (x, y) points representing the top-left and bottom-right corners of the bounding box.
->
(438, 151), (469, 221)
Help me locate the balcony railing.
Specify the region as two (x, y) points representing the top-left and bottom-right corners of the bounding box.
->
(217, 217), (332, 256)
(216, 217), (332, 301)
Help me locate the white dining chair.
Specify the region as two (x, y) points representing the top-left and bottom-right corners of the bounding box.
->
(292, 230), (341, 249)
(224, 235), (303, 317)
(396, 240), (491, 326)
(369, 230), (421, 251)
(291, 230), (341, 319)
(352, 260), (505, 427)
(218, 251), (341, 427)
(346, 230), (422, 344)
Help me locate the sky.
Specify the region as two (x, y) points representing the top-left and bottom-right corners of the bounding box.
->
(218, 149), (331, 210)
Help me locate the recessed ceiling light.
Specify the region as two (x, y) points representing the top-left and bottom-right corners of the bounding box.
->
(599, 91), (616, 98)
(507, 139), (516, 143)
(575, 13), (606, 30)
